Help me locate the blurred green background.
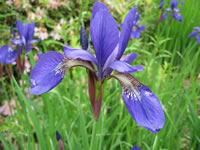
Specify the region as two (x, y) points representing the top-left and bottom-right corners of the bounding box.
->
(0, 0), (199, 149)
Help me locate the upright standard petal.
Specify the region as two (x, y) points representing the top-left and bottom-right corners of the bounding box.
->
(159, 0), (164, 9)
(0, 45), (18, 64)
(30, 51), (65, 95)
(170, 0), (178, 9)
(16, 20), (24, 38)
(90, 9), (119, 67)
(26, 23), (35, 42)
(108, 61), (143, 73)
(112, 73), (165, 133)
(92, 2), (108, 19)
(117, 7), (138, 59)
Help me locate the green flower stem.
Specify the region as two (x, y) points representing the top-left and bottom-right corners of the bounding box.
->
(90, 120), (98, 150)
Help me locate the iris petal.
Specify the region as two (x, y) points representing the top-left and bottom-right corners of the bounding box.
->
(108, 61), (143, 73)
(111, 73), (165, 133)
(117, 7), (138, 59)
(194, 27), (200, 30)
(31, 39), (40, 44)
(131, 30), (141, 39)
(131, 145), (141, 150)
(30, 51), (65, 95)
(188, 31), (198, 38)
(170, 0), (178, 9)
(64, 44), (98, 65)
(30, 51), (96, 95)
(162, 13), (168, 21)
(173, 13), (182, 22)
(11, 39), (23, 45)
(0, 45), (18, 64)
(196, 34), (200, 44)
(120, 53), (137, 64)
(92, 2), (108, 19)
(90, 9), (119, 67)
(16, 20), (23, 38)
(27, 23), (35, 42)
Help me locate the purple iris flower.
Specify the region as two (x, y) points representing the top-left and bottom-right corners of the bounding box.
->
(131, 145), (141, 150)
(11, 20), (40, 53)
(30, 2), (165, 133)
(0, 26), (18, 64)
(0, 20), (39, 64)
(162, 0), (183, 22)
(131, 11), (145, 39)
(189, 27), (200, 44)
(159, 0), (164, 9)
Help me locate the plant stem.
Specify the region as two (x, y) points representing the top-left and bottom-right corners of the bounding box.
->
(90, 120), (98, 150)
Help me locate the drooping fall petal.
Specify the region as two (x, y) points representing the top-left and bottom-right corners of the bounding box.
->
(30, 51), (95, 95)
(112, 73), (165, 133)
(0, 45), (18, 64)
(30, 51), (65, 95)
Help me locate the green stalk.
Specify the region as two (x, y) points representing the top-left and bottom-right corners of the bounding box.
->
(90, 120), (98, 150)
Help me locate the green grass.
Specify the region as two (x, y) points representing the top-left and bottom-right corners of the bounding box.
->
(0, 0), (200, 150)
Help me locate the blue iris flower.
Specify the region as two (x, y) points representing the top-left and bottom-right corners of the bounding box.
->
(131, 11), (145, 39)
(159, 0), (164, 9)
(131, 145), (141, 150)
(0, 20), (39, 64)
(30, 2), (165, 133)
(162, 0), (183, 22)
(189, 27), (200, 45)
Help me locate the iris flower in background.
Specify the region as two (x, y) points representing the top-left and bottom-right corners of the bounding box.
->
(11, 20), (39, 53)
(189, 27), (200, 44)
(162, 0), (183, 22)
(159, 0), (164, 9)
(131, 145), (141, 150)
(130, 11), (145, 39)
(30, 2), (165, 133)
(0, 20), (39, 64)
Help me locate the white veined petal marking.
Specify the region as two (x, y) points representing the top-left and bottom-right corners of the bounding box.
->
(53, 59), (69, 77)
(53, 58), (96, 78)
(112, 73), (142, 101)
(123, 85), (141, 101)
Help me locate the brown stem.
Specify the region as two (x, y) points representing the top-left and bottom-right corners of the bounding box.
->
(5, 65), (12, 78)
(158, 10), (163, 25)
(0, 64), (3, 78)
(88, 70), (103, 120)
(16, 56), (24, 74)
